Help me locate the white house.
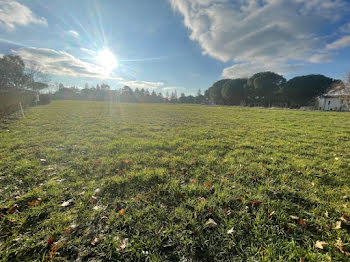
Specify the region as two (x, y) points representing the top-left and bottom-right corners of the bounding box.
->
(317, 87), (350, 111)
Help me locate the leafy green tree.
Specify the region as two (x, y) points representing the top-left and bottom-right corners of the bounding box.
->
(208, 79), (231, 104)
(246, 72), (286, 106)
(284, 74), (336, 106)
(0, 55), (27, 90)
(221, 78), (247, 105)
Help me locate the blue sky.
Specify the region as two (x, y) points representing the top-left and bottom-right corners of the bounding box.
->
(0, 0), (349, 95)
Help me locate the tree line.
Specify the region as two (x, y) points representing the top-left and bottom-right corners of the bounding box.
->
(207, 72), (339, 108)
(0, 55), (343, 109)
(53, 84), (208, 104)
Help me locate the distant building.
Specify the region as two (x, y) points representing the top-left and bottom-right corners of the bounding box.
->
(317, 87), (350, 111)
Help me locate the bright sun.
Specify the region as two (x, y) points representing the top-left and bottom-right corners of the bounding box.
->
(95, 48), (118, 75)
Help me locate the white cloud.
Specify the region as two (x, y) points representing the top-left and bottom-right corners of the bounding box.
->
(222, 61), (303, 79)
(162, 86), (177, 91)
(309, 52), (335, 63)
(120, 80), (164, 89)
(68, 30), (79, 38)
(0, 0), (47, 30)
(169, 0), (350, 78)
(339, 23), (350, 34)
(326, 35), (350, 50)
(11, 47), (122, 80)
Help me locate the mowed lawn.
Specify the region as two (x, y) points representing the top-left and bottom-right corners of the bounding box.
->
(0, 101), (349, 261)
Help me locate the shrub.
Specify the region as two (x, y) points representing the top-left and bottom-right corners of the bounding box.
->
(0, 91), (36, 118)
(38, 94), (51, 105)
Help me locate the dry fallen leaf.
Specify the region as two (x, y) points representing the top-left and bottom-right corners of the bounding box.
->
(199, 197), (206, 204)
(101, 216), (108, 223)
(267, 210), (275, 218)
(190, 179), (196, 183)
(298, 219), (307, 225)
(90, 196), (98, 204)
(334, 221), (342, 229)
(28, 198), (42, 207)
(117, 238), (129, 251)
(340, 215), (349, 222)
(169, 169), (177, 174)
(9, 204), (19, 214)
(61, 199), (74, 207)
(334, 238), (350, 256)
(315, 241), (328, 249)
(118, 208), (125, 215)
(91, 237), (99, 246)
(205, 218), (217, 228)
(206, 181), (211, 188)
(290, 215), (299, 220)
(47, 237), (55, 246)
(227, 227), (234, 235)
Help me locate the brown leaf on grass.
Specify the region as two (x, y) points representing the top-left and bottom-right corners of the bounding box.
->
(199, 197), (206, 204)
(145, 193), (151, 201)
(227, 227), (234, 235)
(179, 192), (185, 201)
(117, 238), (129, 251)
(121, 160), (133, 164)
(9, 204), (19, 214)
(334, 238), (350, 256)
(101, 216), (108, 223)
(49, 244), (58, 258)
(298, 219), (307, 225)
(205, 181), (211, 189)
(180, 168), (187, 174)
(61, 199), (74, 207)
(315, 241), (328, 249)
(91, 237), (99, 246)
(299, 258), (304, 262)
(93, 159), (102, 166)
(290, 215), (299, 220)
(267, 210), (275, 218)
(340, 215), (350, 222)
(280, 225), (293, 233)
(28, 198), (42, 207)
(224, 208), (231, 216)
(250, 177), (257, 182)
(334, 221), (342, 229)
(250, 200), (263, 207)
(209, 206), (214, 212)
(205, 218), (217, 228)
(179, 146), (189, 151)
(47, 237), (55, 246)
(169, 169), (177, 174)
(90, 196), (98, 204)
(118, 208), (125, 215)
(190, 179), (196, 183)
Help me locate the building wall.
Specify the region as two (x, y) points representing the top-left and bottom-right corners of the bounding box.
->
(318, 97), (349, 111)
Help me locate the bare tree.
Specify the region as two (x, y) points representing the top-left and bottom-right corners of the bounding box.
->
(25, 62), (50, 91)
(332, 71), (350, 110)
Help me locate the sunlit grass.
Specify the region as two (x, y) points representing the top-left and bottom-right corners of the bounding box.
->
(0, 101), (349, 261)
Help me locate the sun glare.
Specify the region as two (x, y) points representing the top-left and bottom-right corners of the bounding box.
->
(95, 48), (118, 76)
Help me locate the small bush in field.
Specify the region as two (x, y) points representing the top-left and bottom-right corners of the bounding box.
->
(38, 94), (51, 105)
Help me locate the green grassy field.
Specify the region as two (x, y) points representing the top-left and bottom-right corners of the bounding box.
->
(0, 101), (349, 261)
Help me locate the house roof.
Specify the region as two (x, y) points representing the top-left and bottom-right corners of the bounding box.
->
(320, 86), (350, 98)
